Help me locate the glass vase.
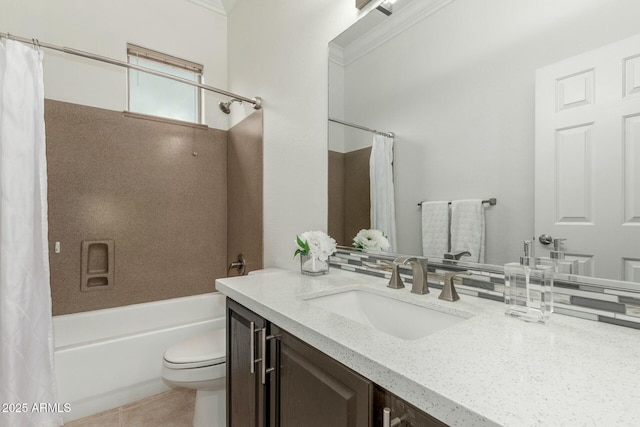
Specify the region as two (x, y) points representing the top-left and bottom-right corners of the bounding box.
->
(300, 254), (329, 276)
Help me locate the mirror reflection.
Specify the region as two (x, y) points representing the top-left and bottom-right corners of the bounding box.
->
(328, 0), (640, 283)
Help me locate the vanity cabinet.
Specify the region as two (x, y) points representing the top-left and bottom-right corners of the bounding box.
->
(227, 299), (268, 427)
(227, 299), (371, 427)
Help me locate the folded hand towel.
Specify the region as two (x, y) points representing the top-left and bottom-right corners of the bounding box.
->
(450, 200), (485, 263)
(421, 201), (450, 258)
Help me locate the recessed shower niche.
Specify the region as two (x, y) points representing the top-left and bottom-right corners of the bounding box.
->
(80, 240), (115, 291)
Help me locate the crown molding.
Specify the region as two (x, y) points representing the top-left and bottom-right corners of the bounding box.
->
(341, 0), (455, 66)
(188, 0), (226, 16)
(328, 43), (345, 67)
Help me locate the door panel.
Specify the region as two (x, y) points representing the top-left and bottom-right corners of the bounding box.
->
(535, 33), (640, 281)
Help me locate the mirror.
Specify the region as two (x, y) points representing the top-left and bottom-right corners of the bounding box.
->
(328, 0), (640, 284)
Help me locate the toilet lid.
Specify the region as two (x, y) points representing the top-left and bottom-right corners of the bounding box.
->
(163, 329), (226, 365)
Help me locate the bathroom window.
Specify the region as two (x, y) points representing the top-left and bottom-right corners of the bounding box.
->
(127, 44), (203, 123)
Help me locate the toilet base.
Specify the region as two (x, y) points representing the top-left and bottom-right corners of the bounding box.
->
(193, 382), (226, 427)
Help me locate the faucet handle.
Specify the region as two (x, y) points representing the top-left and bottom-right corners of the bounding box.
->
(363, 260), (404, 289)
(387, 262), (405, 289)
(440, 271), (471, 301)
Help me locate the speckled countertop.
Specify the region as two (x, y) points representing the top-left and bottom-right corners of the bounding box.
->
(216, 269), (640, 427)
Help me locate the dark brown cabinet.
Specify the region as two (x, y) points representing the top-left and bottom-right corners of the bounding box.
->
(270, 324), (371, 427)
(227, 299), (371, 427)
(227, 299), (448, 427)
(227, 299), (268, 427)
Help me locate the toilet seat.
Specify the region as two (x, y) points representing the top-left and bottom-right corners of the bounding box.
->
(163, 329), (226, 370)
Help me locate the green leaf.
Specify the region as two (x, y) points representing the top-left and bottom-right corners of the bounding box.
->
(294, 235), (309, 257)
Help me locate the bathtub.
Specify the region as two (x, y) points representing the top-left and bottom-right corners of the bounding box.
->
(53, 292), (226, 423)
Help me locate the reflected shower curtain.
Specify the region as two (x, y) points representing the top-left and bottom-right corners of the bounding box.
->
(370, 134), (397, 252)
(0, 40), (62, 427)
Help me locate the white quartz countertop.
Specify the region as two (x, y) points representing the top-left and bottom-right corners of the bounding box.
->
(216, 269), (640, 427)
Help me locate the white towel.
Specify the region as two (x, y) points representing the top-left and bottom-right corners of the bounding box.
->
(421, 201), (450, 258)
(450, 200), (485, 263)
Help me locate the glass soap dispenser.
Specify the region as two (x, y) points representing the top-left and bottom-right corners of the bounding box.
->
(538, 237), (579, 274)
(504, 240), (553, 323)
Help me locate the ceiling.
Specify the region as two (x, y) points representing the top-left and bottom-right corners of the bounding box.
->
(187, 0), (237, 16)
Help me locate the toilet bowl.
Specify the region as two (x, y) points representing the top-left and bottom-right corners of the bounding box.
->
(162, 328), (226, 427)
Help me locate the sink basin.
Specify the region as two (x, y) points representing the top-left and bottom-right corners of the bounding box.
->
(304, 289), (469, 340)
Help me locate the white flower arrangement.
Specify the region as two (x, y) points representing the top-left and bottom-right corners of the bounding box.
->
(352, 229), (390, 252)
(295, 231), (337, 275)
(295, 231), (337, 261)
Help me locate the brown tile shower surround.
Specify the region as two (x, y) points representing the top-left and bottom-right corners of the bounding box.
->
(328, 147), (371, 246)
(45, 100), (263, 315)
(227, 110), (264, 278)
(330, 249), (640, 330)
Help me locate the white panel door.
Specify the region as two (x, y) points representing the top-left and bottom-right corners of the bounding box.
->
(535, 33), (640, 282)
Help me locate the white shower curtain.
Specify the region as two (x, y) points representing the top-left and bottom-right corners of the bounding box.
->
(0, 40), (62, 427)
(370, 134), (397, 252)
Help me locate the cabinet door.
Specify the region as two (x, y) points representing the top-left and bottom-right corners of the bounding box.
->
(373, 384), (447, 427)
(227, 299), (268, 427)
(270, 325), (372, 427)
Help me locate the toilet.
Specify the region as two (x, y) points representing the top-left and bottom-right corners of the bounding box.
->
(161, 328), (226, 427)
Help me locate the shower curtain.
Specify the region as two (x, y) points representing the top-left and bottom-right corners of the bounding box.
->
(370, 134), (397, 252)
(0, 40), (62, 427)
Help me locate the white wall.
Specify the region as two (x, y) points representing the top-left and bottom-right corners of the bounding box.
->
(227, 0), (368, 268)
(0, 0), (229, 129)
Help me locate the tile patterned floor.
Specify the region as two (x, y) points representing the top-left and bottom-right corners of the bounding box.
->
(65, 388), (195, 427)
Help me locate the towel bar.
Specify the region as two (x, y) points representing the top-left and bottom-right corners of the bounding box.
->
(417, 198), (497, 207)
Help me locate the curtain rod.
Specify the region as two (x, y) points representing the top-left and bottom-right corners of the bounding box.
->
(417, 198), (497, 207)
(329, 117), (394, 138)
(0, 31), (262, 109)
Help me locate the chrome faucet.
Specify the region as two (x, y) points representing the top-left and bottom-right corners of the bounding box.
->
(400, 257), (429, 295)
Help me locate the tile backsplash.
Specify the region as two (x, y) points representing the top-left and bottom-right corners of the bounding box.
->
(330, 249), (640, 331)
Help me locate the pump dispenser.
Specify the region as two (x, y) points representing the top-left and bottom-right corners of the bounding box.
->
(520, 240), (534, 266)
(550, 238), (565, 260)
(504, 240), (553, 323)
(538, 237), (579, 274)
